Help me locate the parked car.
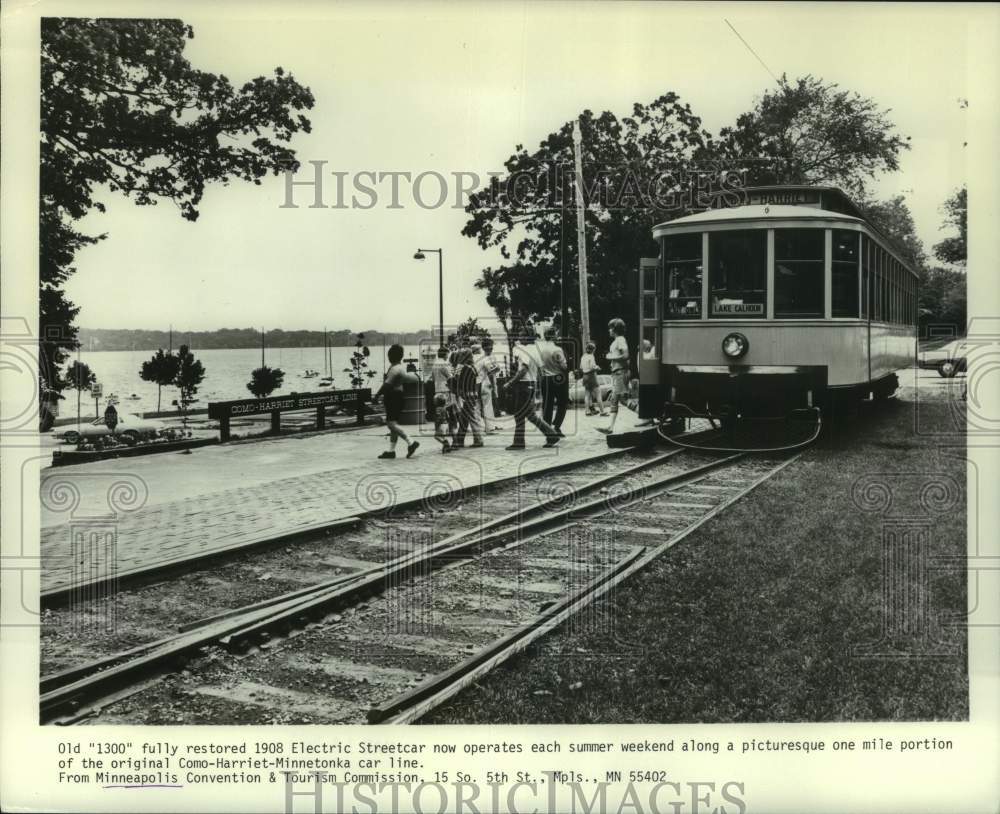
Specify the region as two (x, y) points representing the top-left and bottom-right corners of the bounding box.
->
(568, 373), (614, 404)
(58, 413), (167, 445)
(918, 339), (968, 378)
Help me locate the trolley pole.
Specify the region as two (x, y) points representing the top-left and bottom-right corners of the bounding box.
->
(572, 120), (591, 348)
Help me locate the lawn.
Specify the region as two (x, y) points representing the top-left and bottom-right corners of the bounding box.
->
(423, 390), (968, 723)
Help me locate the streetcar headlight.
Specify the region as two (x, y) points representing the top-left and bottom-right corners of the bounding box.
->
(722, 332), (749, 359)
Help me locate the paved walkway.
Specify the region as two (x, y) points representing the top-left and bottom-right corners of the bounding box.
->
(40, 408), (642, 595)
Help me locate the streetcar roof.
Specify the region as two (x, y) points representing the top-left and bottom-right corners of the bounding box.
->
(651, 185), (918, 276)
(653, 204), (862, 228)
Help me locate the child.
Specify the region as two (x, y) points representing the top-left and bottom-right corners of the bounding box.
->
(375, 344), (419, 459)
(626, 377), (640, 412)
(432, 392), (453, 453)
(598, 318), (629, 435)
(579, 341), (607, 416)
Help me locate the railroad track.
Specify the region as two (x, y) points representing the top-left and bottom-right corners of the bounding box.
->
(41, 439), (800, 725)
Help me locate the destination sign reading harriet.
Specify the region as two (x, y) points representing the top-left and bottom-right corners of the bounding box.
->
(712, 302), (764, 315)
(208, 389), (372, 419)
(747, 190), (821, 206)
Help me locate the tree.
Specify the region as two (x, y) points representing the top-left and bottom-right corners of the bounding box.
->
(919, 266), (966, 332)
(933, 187), (967, 267)
(446, 317), (492, 347)
(343, 333), (378, 390)
(172, 345), (205, 428)
(465, 93), (710, 354)
(861, 195), (928, 271)
(247, 366), (285, 399)
(716, 75), (911, 198)
(66, 360), (96, 392)
(40, 18), (314, 396)
(139, 349), (181, 412)
(65, 359), (95, 424)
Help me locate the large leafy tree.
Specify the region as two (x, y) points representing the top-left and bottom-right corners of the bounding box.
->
(40, 18), (314, 395)
(465, 94), (710, 352)
(717, 75), (911, 197)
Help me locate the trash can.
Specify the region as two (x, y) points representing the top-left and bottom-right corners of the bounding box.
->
(400, 371), (424, 425)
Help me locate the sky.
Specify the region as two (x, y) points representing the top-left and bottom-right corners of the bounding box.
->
(63, 1), (974, 334)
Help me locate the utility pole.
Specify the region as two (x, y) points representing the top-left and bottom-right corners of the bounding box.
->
(572, 120), (591, 348)
(261, 327), (265, 367)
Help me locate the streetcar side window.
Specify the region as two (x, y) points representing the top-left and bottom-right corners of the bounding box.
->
(774, 228), (824, 319)
(832, 230), (859, 318)
(708, 230), (766, 318)
(663, 233), (702, 319)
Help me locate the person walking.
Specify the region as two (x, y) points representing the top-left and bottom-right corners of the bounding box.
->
(538, 326), (569, 435)
(598, 318), (630, 435)
(499, 329), (560, 450)
(452, 347), (485, 448)
(374, 344), (419, 459)
(430, 346), (455, 443)
(475, 337), (501, 432)
(579, 341), (608, 416)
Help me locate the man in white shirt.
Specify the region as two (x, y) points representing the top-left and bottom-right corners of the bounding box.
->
(473, 338), (500, 432)
(599, 317), (630, 435)
(537, 326), (569, 436)
(498, 329), (559, 450)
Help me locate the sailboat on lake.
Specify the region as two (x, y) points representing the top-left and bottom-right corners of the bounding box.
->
(319, 328), (334, 387)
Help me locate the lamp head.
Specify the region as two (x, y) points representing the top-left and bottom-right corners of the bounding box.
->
(413, 251), (426, 261)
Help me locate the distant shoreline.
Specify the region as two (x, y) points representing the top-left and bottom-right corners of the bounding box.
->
(77, 328), (436, 353)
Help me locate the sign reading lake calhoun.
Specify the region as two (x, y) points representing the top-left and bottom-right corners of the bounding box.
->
(208, 388), (372, 419)
(712, 302), (764, 316)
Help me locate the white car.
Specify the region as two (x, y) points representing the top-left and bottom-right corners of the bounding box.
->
(59, 413), (167, 444)
(568, 373), (614, 404)
(919, 339), (968, 377)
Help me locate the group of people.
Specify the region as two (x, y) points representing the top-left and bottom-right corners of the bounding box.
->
(373, 317), (635, 459)
(429, 337), (502, 452)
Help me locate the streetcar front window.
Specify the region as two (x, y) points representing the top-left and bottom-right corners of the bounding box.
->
(663, 233), (702, 319)
(775, 228), (824, 319)
(708, 230), (766, 319)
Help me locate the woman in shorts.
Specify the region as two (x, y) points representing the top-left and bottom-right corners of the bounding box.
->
(375, 344), (419, 459)
(598, 318), (629, 435)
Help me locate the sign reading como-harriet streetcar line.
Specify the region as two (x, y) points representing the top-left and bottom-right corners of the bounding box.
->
(208, 388), (372, 441)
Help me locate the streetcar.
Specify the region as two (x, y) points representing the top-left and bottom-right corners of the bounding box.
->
(635, 185), (918, 438)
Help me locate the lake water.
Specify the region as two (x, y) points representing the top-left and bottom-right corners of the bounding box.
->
(68, 344), (514, 415)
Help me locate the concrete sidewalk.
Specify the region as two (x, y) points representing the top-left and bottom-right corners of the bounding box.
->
(40, 407), (643, 595)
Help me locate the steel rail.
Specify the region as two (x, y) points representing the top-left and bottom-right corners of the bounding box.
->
(375, 450), (804, 725)
(40, 443), (721, 720)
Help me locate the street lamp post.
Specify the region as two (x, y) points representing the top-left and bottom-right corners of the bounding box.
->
(413, 248), (444, 349)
